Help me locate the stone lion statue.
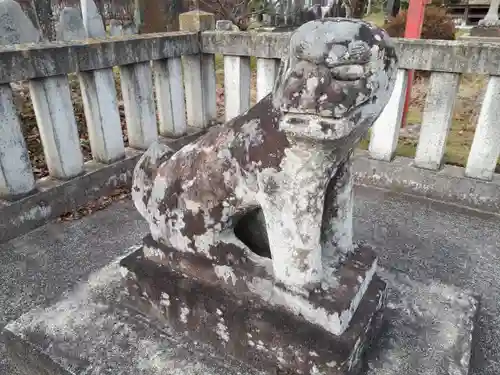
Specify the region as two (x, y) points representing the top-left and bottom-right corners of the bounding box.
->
(132, 18), (397, 292)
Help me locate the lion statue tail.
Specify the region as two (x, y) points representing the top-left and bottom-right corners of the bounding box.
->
(132, 141), (176, 220)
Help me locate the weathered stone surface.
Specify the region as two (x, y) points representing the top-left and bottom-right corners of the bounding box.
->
(179, 10), (216, 33)
(0, 84), (35, 200)
(81, 0), (106, 38)
(129, 18), (397, 375)
(201, 30), (290, 58)
(179, 11), (217, 129)
(0, 0), (40, 46)
(1, 253), (477, 375)
(414, 71), (460, 171)
(459, 35), (500, 43)
(0, 149), (141, 244)
(29, 75), (85, 180)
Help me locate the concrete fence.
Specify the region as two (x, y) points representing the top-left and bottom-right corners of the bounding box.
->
(2, 10), (500, 242)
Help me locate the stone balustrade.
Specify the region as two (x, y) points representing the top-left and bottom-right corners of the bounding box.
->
(0, 31), (199, 192)
(2, 13), (500, 242)
(0, 29), (207, 242)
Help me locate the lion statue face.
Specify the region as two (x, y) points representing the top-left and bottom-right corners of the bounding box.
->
(273, 18), (397, 138)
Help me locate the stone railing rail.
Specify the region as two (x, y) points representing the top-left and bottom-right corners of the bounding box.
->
(2, 14), (500, 243)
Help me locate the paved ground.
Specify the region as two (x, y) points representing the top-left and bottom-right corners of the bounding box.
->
(0, 199), (148, 375)
(1, 185), (500, 374)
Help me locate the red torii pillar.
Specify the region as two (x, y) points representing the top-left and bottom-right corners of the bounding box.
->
(401, 0), (429, 127)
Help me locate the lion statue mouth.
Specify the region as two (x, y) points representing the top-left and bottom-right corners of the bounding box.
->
(272, 18), (397, 134)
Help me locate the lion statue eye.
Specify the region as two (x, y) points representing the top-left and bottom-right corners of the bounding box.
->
(324, 45), (348, 68)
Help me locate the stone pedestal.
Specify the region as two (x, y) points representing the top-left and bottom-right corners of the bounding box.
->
(123, 17), (403, 374)
(470, 26), (500, 37)
(120, 238), (386, 375)
(179, 10), (215, 32)
(2, 252), (478, 375)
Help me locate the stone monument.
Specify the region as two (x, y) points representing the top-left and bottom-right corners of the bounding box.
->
(0, 0), (41, 46)
(3, 17), (479, 375)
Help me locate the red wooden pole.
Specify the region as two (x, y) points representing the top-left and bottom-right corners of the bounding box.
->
(401, 0), (427, 128)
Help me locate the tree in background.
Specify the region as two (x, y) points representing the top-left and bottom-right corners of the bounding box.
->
(338, 0), (366, 17)
(197, 0), (271, 30)
(196, 0), (369, 30)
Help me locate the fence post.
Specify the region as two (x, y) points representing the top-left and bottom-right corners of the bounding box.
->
(0, 85), (36, 199)
(0, 0), (41, 199)
(217, 20), (251, 121)
(110, 22), (158, 150)
(60, 3), (126, 163)
(465, 76), (500, 181)
(256, 58), (280, 102)
(414, 72), (460, 170)
(29, 76), (85, 180)
(179, 10), (217, 129)
(153, 57), (187, 138)
(369, 69), (408, 161)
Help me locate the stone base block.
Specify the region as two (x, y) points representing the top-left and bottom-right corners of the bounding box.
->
(138, 235), (380, 338)
(470, 26), (500, 37)
(120, 245), (387, 375)
(458, 35), (500, 44)
(2, 248), (263, 375)
(366, 268), (479, 375)
(2, 249), (479, 375)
